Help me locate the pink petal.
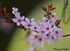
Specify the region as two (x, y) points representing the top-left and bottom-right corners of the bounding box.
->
(42, 17), (48, 21)
(21, 21), (25, 26)
(17, 22), (20, 26)
(20, 16), (25, 20)
(12, 18), (18, 23)
(15, 12), (21, 18)
(12, 7), (18, 11)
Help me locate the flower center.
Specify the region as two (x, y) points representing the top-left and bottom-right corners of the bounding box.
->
(41, 31), (44, 34)
(45, 20), (48, 22)
(46, 34), (49, 37)
(38, 37), (42, 42)
(34, 26), (37, 29)
(52, 36), (54, 39)
(27, 24), (31, 27)
(52, 15), (54, 18)
(46, 27), (49, 30)
(18, 19), (21, 22)
(51, 25), (54, 28)
(35, 35), (38, 38)
(55, 31), (58, 34)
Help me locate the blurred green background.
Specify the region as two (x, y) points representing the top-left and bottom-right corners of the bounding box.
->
(0, 0), (70, 51)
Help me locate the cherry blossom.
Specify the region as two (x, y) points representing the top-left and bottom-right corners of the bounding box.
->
(12, 7), (63, 46)
(45, 26), (62, 45)
(12, 16), (25, 26)
(55, 28), (62, 39)
(47, 32), (58, 45)
(12, 7), (18, 14)
(24, 18), (36, 29)
(12, 7), (21, 18)
(30, 24), (40, 32)
(26, 32), (45, 51)
(42, 17), (49, 22)
(50, 13), (57, 23)
(38, 21), (53, 35)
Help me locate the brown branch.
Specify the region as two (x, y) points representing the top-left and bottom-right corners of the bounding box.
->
(0, 15), (26, 31)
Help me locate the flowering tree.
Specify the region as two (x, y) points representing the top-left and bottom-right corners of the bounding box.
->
(0, 2), (70, 51)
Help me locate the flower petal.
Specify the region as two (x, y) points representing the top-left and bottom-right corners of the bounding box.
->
(20, 16), (25, 20)
(25, 18), (30, 22)
(15, 12), (21, 18)
(12, 18), (18, 23)
(12, 7), (18, 11)
(17, 22), (20, 26)
(21, 21), (25, 26)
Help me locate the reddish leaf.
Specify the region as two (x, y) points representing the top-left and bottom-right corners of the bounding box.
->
(48, 4), (53, 11)
(0, 3), (6, 16)
(55, 20), (61, 26)
(50, 7), (56, 11)
(41, 6), (47, 12)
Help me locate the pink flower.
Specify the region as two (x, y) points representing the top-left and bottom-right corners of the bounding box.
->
(45, 27), (62, 45)
(24, 18), (36, 29)
(24, 18), (31, 29)
(39, 21), (53, 34)
(12, 7), (21, 18)
(44, 31), (57, 45)
(30, 24), (40, 32)
(42, 17), (49, 22)
(12, 7), (18, 14)
(55, 28), (62, 39)
(47, 35), (57, 45)
(50, 13), (57, 23)
(12, 16), (25, 26)
(27, 32), (45, 51)
(12, 7), (63, 46)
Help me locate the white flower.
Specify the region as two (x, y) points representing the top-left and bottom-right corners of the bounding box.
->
(12, 16), (25, 26)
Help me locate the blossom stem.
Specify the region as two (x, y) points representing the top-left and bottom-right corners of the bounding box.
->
(63, 34), (70, 37)
(0, 15), (26, 30)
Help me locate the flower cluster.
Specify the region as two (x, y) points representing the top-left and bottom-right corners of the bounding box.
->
(26, 32), (45, 51)
(12, 7), (62, 45)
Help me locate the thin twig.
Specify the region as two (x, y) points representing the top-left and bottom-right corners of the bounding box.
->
(0, 15), (26, 30)
(63, 34), (70, 37)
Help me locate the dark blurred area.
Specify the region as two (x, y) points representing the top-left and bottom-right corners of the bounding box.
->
(0, 0), (46, 51)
